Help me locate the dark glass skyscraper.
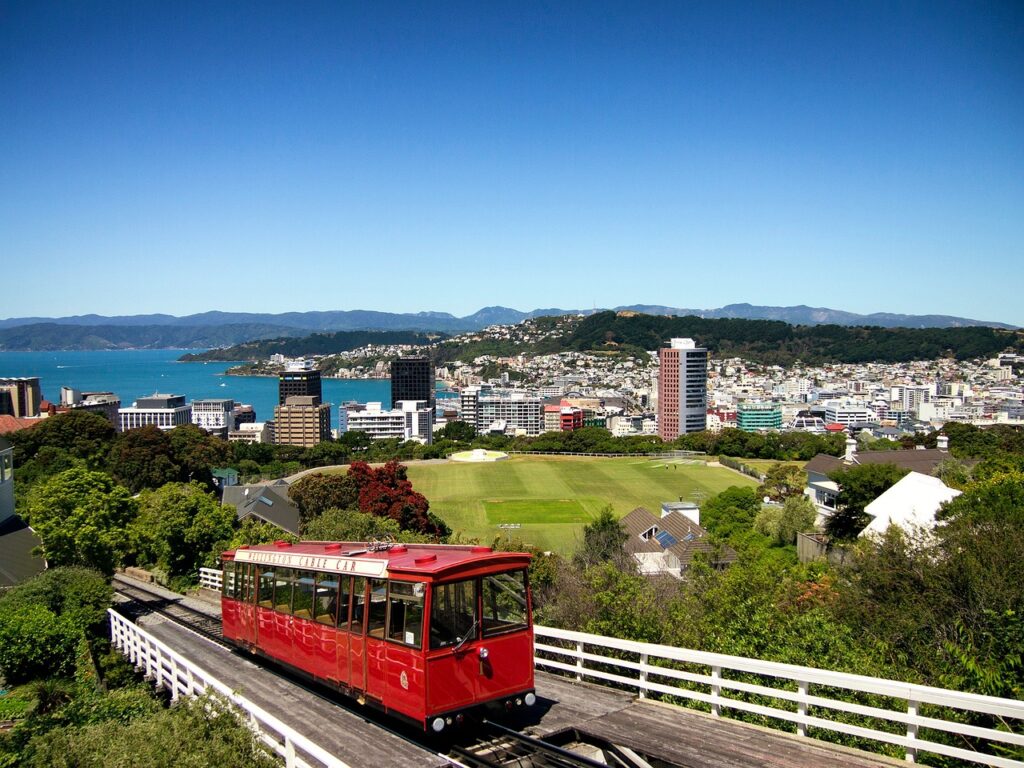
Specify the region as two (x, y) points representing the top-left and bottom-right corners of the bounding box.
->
(390, 356), (434, 409)
(278, 368), (322, 405)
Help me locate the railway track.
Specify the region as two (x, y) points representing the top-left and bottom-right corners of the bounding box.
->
(111, 576), (660, 768)
(450, 721), (657, 768)
(112, 575), (229, 648)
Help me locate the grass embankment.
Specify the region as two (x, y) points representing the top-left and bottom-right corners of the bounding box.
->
(403, 455), (757, 554)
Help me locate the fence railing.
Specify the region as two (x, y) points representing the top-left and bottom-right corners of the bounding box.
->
(195, 568), (1024, 766)
(199, 567), (222, 592)
(534, 625), (1024, 767)
(108, 609), (350, 768)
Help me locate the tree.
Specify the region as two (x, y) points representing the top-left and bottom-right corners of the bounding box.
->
(825, 464), (909, 540)
(758, 463), (806, 502)
(346, 461), (443, 536)
(438, 420), (476, 443)
(933, 457), (972, 490)
(8, 410), (116, 468)
(288, 472), (359, 523)
(25, 468), (138, 575)
(573, 506), (629, 569)
(301, 440), (349, 468)
(301, 507), (432, 542)
(168, 424), (232, 487)
(0, 566), (112, 636)
(107, 426), (179, 493)
(0, 603), (80, 684)
(338, 430), (372, 451)
(132, 483), (236, 582)
(756, 495), (818, 547)
(700, 486), (763, 542)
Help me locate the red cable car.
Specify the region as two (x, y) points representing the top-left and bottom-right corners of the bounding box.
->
(220, 541), (537, 732)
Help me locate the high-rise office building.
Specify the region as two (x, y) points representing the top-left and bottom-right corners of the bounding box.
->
(118, 394), (192, 432)
(657, 338), (708, 440)
(273, 396), (332, 447)
(278, 360), (322, 405)
(390, 356), (434, 410)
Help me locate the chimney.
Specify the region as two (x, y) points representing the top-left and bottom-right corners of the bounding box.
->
(937, 434), (949, 451)
(844, 437), (857, 463)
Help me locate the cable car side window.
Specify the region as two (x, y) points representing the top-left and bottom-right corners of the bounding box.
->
(222, 561), (236, 599)
(430, 579), (477, 649)
(293, 570), (315, 619)
(367, 579), (388, 639)
(257, 568), (275, 608)
(314, 573), (339, 626)
(481, 569), (529, 637)
(386, 581), (424, 647)
(274, 568), (294, 613)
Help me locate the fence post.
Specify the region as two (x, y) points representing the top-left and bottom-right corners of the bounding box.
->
(169, 655), (180, 702)
(710, 666), (721, 717)
(284, 735), (297, 768)
(796, 680), (809, 737)
(576, 641), (585, 681)
(639, 652), (648, 699)
(906, 699), (919, 763)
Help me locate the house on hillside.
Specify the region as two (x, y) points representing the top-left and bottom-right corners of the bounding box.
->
(0, 437), (47, 587)
(621, 506), (735, 578)
(805, 434), (953, 521)
(222, 480), (300, 536)
(860, 471), (961, 540)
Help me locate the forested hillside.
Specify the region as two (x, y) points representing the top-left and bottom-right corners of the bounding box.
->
(563, 312), (1024, 364)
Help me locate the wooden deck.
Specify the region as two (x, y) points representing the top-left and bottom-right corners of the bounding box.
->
(530, 674), (906, 768)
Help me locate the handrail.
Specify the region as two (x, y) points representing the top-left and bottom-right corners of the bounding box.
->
(195, 568), (1024, 766)
(108, 609), (350, 768)
(534, 625), (1024, 767)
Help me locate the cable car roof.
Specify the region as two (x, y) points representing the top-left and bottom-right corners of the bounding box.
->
(226, 541), (531, 578)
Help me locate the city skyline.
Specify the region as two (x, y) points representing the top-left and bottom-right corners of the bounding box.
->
(2, 2), (1022, 323)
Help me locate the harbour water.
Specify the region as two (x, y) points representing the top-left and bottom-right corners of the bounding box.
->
(0, 349), (436, 430)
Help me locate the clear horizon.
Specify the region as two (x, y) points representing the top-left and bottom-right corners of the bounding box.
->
(2, 2), (1022, 324)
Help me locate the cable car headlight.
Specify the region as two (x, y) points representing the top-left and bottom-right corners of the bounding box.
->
(524, 692), (537, 706)
(478, 647), (489, 660)
(431, 717), (445, 733)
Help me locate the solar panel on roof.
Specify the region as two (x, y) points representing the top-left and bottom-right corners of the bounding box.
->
(683, 533), (695, 542)
(258, 496), (274, 506)
(654, 530), (678, 548)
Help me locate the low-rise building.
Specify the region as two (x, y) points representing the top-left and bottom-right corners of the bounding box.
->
(191, 398), (236, 438)
(229, 422), (272, 444)
(58, 388), (121, 428)
(621, 506), (736, 577)
(118, 394), (192, 432)
(737, 401), (783, 432)
(343, 401), (433, 444)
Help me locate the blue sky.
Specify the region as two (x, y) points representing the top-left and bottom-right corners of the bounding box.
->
(2, 1), (1022, 324)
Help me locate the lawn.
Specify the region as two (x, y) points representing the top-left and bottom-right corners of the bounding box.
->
(403, 455), (757, 555)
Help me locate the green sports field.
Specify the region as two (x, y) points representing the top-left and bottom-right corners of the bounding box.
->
(404, 455), (757, 555)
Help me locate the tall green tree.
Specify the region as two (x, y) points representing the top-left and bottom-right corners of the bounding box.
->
(288, 472), (359, 523)
(167, 424), (232, 487)
(8, 410), (116, 468)
(107, 426), (179, 493)
(573, 506), (629, 569)
(132, 483), (236, 581)
(25, 468), (137, 575)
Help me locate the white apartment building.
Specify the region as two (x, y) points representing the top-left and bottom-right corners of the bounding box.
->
(823, 399), (877, 427)
(118, 394), (192, 432)
(476, 391), (544, 436)
(344, 401), (433, 444)
(191, 398), (235, 438)
(228, 422), (271, 443)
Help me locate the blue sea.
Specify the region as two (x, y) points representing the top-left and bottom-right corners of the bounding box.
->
(0, 350), (450, 430)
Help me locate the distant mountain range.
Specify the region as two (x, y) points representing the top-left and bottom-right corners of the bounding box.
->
(0, 304), (1015, 351)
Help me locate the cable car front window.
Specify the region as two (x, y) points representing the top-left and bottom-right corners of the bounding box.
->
(430, 579), (477, 649)
(482, 570), (529, 637)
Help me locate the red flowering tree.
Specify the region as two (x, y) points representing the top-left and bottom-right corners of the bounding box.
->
(346, 461), (443, 537)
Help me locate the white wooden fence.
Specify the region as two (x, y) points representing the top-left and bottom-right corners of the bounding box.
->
(196, 568), (1024, 766)
(108, 609), (351, 768)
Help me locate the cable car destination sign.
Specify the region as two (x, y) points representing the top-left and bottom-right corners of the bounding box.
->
(233, 548), (388, 577)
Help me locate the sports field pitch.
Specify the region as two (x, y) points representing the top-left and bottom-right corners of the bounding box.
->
(403, 455), (757, 555)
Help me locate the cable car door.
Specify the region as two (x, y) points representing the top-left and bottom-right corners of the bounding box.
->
(364, 578), (388, 701)
(349, 577), (367, 692)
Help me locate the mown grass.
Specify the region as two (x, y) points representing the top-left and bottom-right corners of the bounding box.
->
(404, 455), (757, 555)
